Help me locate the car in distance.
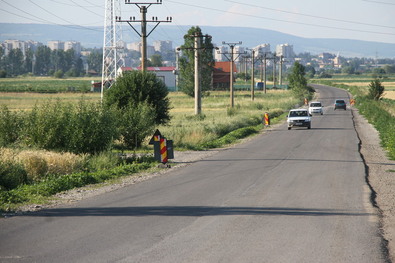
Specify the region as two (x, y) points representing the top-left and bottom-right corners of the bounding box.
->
(308, 101), (323, 115)
(334, 99), (346, 110)
(287, 109), (311, 130)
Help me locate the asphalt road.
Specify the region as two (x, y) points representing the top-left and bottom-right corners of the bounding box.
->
(0, 85), (387, 263)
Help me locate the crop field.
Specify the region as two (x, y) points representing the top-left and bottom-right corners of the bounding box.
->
(0, 76), (96, 93)
(315, 74), (395, 99)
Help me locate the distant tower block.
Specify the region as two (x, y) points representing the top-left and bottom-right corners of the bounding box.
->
(101, 0), (124, 101)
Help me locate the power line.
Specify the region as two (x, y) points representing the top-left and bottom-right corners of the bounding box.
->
(0, 0), (102, 32)
(225, 0), (395, 29)
(165, 0), (395, 36)
(362, 0), (395, 5)
(70, 0), (103, 18)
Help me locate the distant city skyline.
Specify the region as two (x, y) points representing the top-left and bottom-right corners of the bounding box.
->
(0, 0), (394, 44)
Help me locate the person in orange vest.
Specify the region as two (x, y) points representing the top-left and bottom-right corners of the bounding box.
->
(304, 98), (308, 106)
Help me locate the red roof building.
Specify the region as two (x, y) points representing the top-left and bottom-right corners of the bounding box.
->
(213, 61), (238, 90)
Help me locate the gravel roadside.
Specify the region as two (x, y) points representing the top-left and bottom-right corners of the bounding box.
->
(353, 107), (395, 262)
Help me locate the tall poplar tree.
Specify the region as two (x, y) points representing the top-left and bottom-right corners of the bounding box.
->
(179, 26), (215, 97)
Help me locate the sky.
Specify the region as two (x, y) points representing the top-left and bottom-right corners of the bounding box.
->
(0, 0), (394, 44)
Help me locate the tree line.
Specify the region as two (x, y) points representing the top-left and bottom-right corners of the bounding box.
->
(0, 46), (103, 78)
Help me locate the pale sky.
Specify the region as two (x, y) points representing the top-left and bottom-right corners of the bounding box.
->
(0, 0), (394, 44)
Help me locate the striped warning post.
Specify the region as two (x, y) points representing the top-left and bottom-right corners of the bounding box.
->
(160, 137), (168, 164)
(264, 112), (270, 126)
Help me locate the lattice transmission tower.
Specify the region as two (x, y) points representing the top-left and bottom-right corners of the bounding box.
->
(101, 0), (124, 101)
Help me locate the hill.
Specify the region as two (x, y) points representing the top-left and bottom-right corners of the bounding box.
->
(1, 23), (394, 58)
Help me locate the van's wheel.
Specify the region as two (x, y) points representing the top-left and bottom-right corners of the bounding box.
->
(288, 127), (291, 130)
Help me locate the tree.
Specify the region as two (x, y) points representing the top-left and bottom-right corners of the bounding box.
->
(116, 102), (156, 149)
(6, 48), (24, 76)
(35, 46), (52, 75)
(383, 65), (395, 74)
(24, 48), (34, 74)
(288, 61), (312, 100)
(104, 70), (170, 125)
(179, 26), (215, 97)
(150, 54), (163, 67)
(368, 78), (385, 101)
(304, 65), (316, 78)
(87, 50), (103, 74)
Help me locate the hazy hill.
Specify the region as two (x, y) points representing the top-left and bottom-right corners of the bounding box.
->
(1, 23), (394, 58)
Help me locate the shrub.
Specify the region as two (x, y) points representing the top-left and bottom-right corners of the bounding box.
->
(0, 105), (22, 146)
(0, 161), (27, 190)
(22, 99), (118, 154)
(367, 78), (385, 101)
(117, 102), (156, 149)
(104, 70), (171, 125)
(86, 151), (120, 172)
(66, 100), (118, 154)
(54, 70), (64, 78)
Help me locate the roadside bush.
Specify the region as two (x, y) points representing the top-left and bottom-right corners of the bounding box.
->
(66, 100), (118, 154)
(0, 161), (27, 190)
(22, 99), (118, 154)
(367, 78), (385, 101)
(54, 70), (64, 78)
(117, 102), (156, 149)
(23, 100), (72, 150)
(0, 105), (22, 146)
(105, 70), (171, 125)
(86, 151), (120, 172)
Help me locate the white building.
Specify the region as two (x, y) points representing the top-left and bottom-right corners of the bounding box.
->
(214, 46), (228, 62)
(2, 40), (42, 56)
(117, 66), (176, 89)
(153, 40), (173, 53)
(276, 44), (294, 58)
(64, 41), (81, 54)
(127, 42), (141, 52)
(47, 40), (64, 50)
(254, 43), (271, 57)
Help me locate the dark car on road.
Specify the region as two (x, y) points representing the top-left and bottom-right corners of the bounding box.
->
(334, 99), (346, 110)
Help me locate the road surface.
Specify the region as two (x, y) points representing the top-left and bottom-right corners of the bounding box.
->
(0, 85), (387, 262)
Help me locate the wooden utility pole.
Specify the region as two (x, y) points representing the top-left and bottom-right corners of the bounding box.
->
(178, 34), (213, 115)
(117, 1), (172, 72)
(218, 41), (244, 108)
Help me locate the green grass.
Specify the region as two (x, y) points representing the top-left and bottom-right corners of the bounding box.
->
(0, 76), (96, 93)
(159, 90), (298, 149)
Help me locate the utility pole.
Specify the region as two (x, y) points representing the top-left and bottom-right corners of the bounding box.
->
(246, 48), (258, 101)
(101, 0), (124, 102)
(218, 41), (244, 108)
(263, 53), (267, 94)
(272, 52), (277, 88)
(279, 55), (284, 87)
(178, 34), (212, 115)
(117, 0), (172, 72)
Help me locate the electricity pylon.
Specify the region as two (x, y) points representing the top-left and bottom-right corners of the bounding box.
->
(101, 0), (124, 101)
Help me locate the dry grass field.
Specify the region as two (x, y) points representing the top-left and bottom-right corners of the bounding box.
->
(0, 92), (101, 111)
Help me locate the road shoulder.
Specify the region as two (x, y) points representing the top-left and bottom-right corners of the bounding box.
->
(353, 107), (395, 262)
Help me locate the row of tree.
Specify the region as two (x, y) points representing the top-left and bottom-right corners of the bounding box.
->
(0, 46), (106, 78)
